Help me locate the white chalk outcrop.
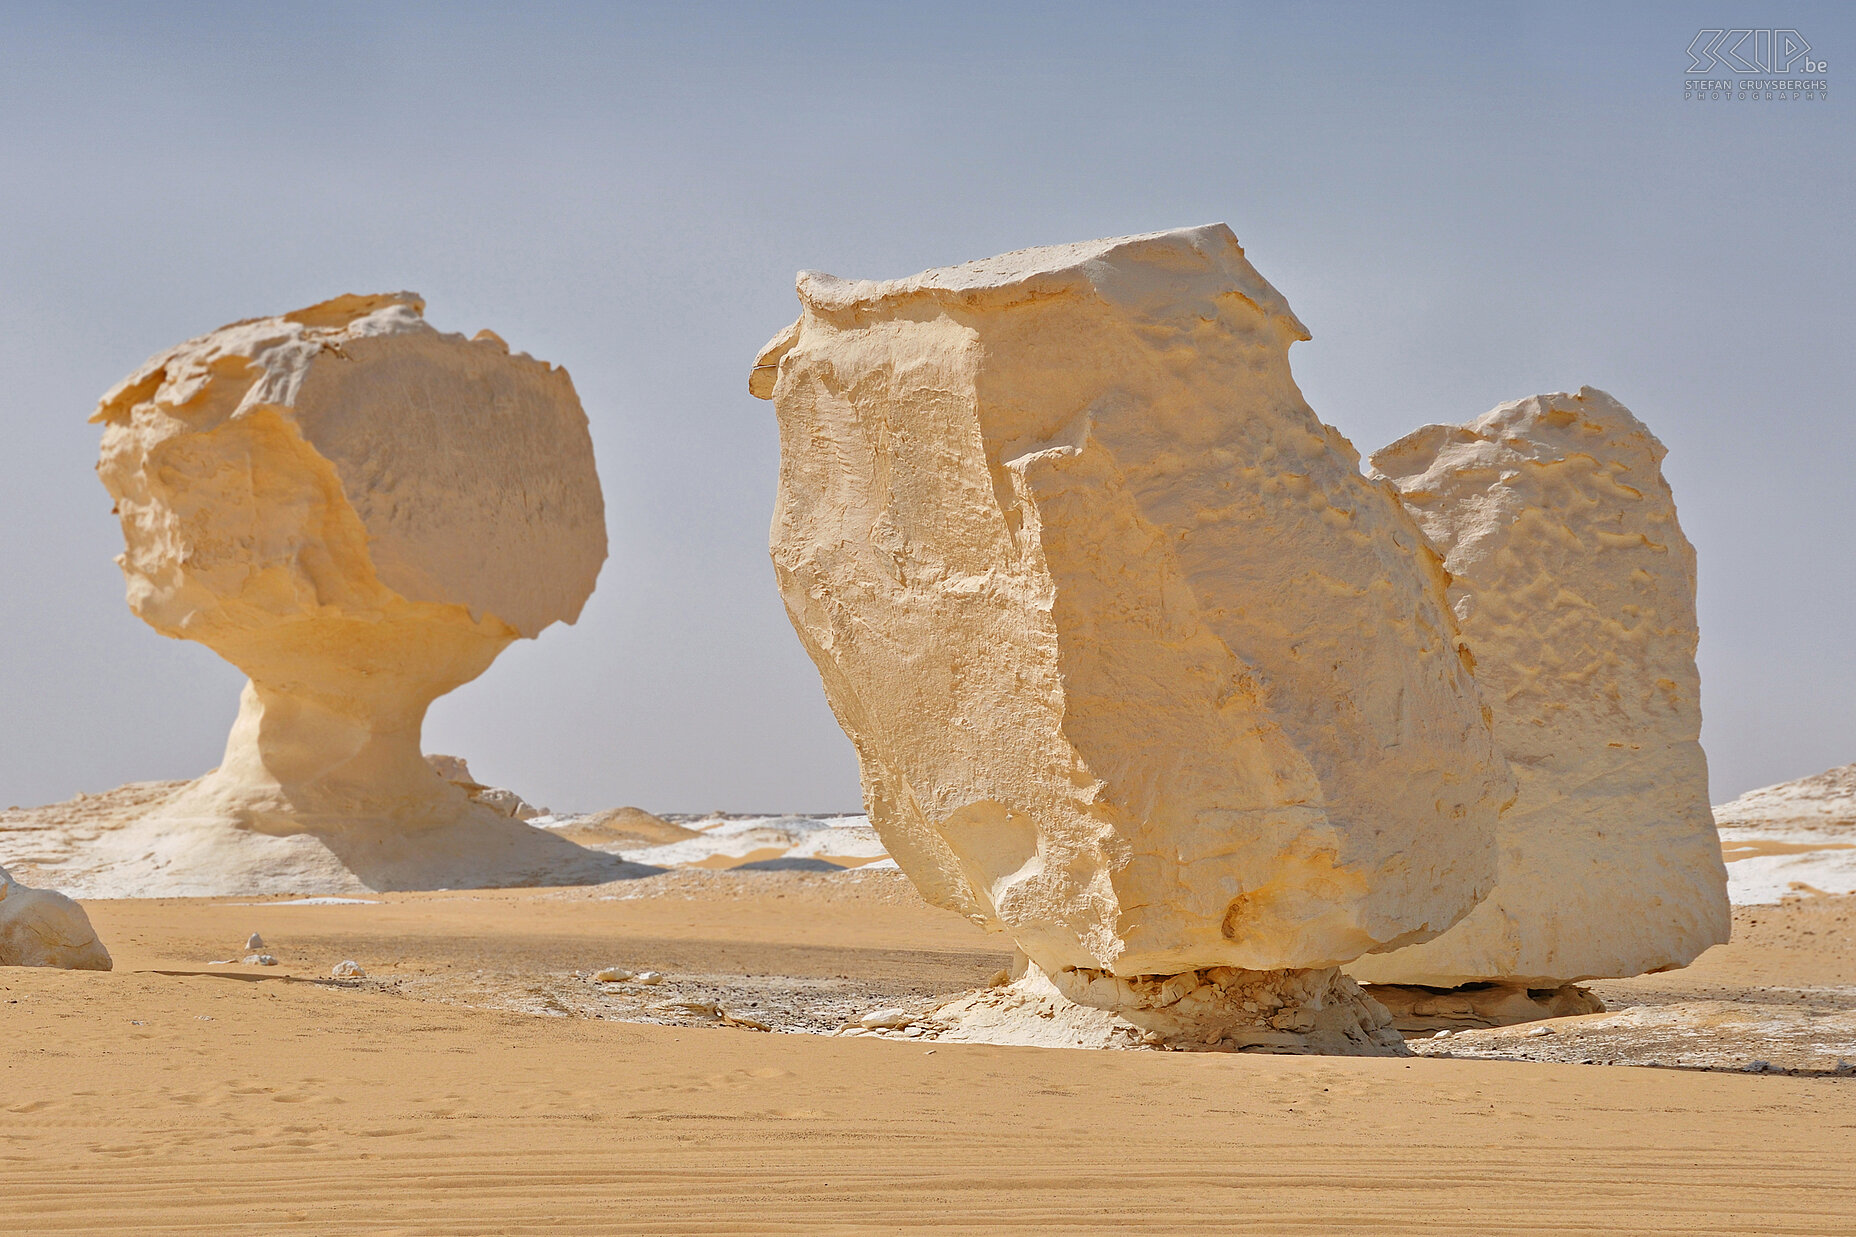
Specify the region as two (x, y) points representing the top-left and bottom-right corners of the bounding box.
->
(0, 866), (112, 970)
(426, 754), (547, 821)
(87, 293), (617, 895)
(1714, 762), (1856, 904)
(752, 225), (1510, 1052)
(1350, 389), (1730, 989)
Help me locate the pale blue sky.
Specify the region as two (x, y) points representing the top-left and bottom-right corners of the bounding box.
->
(2, 2), (1849, 812)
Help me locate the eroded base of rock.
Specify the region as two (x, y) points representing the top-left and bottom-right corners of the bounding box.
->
(1365, 982), (1606, 1032)
(927, 962), (1408, 1056)
(2, 780), (636, 898)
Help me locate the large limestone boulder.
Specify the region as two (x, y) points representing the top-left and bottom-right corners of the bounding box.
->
(0, 866), (112, 970)
(1350, 388), (1730, 991)
(88, 293), (618, 895)
(751, 225), (1510, 1052)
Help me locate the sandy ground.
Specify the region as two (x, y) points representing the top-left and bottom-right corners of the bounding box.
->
(4, 871), (1854, 1235)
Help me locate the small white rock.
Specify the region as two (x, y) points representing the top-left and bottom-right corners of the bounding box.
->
(1432, 1029), (1453, 1039)
(1525, 1026), (1553, 1038)
(859, 1007), (913, 1030)
(245, 933), (265, 950)
(243, 954), (278, 966)
(634, 971), (665, 986)
(331, 960), (365, 979)
(590, 967), (635, 984)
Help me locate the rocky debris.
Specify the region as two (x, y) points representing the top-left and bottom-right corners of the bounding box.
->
(928, 961), (1405, 1056)
(86, 292), (614, 896)
(1412, 997), (1856, 1075)
(1354, 389), (1729, 989)
(243, 954), (279, 967)
(0, 865), (112, 970)
(633, 971), (665, 986)
(753, 225), (1506, 1053)
(245, 933), (264, 950)
(330, 960), (365, 979)
(590, 967), (635, 984)
(1365, 982), (1606, 1032)
(858, 1007), (913, 1030)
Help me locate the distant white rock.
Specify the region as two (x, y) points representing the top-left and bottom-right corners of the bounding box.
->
(590, 967), (635, 983)
(0, 867), (112, 970)
(245, 933), (264, 950)
(616, 814), (884, 870)
(331, 960), (365, 979)
(1713, 763), (1856, 904)
(244, 954), (279, 966)
(859, 1007), (913, 1030)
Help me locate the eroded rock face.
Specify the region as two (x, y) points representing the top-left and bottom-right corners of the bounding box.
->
(751, 226), (1509, 1049)
(88, 294), (613, 894)
(1350, 388), (1730, 988)
(0, 866), (112, 970)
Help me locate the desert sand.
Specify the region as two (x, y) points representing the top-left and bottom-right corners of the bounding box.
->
(3, 867), (1852, 1234)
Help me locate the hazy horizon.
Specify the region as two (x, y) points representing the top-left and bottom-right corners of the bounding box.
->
(3, 2), (1849, 814)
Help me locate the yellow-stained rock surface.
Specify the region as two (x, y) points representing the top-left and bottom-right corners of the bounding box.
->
(1352, 388), (1730, 987)
(82, 294), (614, 896)
(751, 225), (1509, 990)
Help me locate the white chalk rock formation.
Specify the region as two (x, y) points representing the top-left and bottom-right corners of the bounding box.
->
(1350, 388), (1729, 988)
(752, 225), (1509, 1052)
(0, 866), (112, 970)
(425, 754), (546, 821)
(1714, 762), (1856, 904)
(89, 293), (615, 895)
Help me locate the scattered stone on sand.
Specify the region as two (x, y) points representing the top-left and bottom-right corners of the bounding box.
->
(331, 960), (365, 979)
(246, 933), (264, 950)
(1355, 389), (1729, 990)
(858, 1007), (913, 1031)
(84, 292), (614, 896)
(633, 971), (665, 986)
(0, 865), (112, 971)
(590, 967), (636, 984)
(754, 225), (1508, 1054)
(244, 954), (279, 967)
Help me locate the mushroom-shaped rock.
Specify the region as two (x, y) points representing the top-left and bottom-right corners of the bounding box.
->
(1350, 389), (1730, 993)
(89, 293), (616, 895)
(751, 226), (1510, 1053)
(0, 866), (112, 970)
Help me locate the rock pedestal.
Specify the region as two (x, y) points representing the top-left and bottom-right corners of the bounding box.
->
(1350, 388), (1730, 988)
(90, 294), (614, 895)
(752, 226), (1510, 1052)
